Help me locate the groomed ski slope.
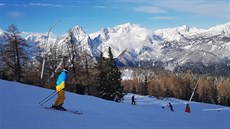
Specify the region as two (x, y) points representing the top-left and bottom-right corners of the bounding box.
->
(0, 79), (229, 129)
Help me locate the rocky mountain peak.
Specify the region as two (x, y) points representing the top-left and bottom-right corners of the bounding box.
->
(1, 22), (230, 76)
(70, 25), (86, 36)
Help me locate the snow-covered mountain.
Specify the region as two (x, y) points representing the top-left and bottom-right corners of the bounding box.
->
(89, 22), (230, 75)
(53, 25), (93, 57)
(1, 22), (230, 75)
(1, 79), (229, 129)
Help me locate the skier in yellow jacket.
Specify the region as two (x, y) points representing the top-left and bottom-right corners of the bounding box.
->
(52, 68), (68, 111)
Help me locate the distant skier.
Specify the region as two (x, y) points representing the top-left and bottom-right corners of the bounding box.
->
(114, 94), (120, 102)
(120, 97), (124, 103)
(51, 68), (68, 111)
(168, 103), (174, 111)
(185, 104), (191, 113)
(131, 95), (136, 105)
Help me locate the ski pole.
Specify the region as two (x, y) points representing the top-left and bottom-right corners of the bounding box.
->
(39, 91), (58, 106)
(39, 88), (64, 106)
(39, 90), (56, 104)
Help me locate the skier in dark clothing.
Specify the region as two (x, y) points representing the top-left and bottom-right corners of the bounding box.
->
(168, 103), (174, 112)
(185, 104), (191, 113)
(114, 94), (120, 102)
(131, 95), (136, 105)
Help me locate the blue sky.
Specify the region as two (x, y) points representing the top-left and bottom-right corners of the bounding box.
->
(1, 0), (229, 35)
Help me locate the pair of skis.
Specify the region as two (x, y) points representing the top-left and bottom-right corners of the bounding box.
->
(43, 107), (83, 115)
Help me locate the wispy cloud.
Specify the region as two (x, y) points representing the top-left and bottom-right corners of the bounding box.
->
(7, 11), (21, 17)
(92, 6), (107, 9)
(135, 6), (166, 13)
(25, 3), (63, 7)
(159, 0), (229, 18)
(0, 3), (5, 6)
(150, 16), (174, 20)
(129, 0), (229, 18)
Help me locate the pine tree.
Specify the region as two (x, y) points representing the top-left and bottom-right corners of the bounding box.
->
(96, 47), (123, 100)
(139, 76), (148, 95)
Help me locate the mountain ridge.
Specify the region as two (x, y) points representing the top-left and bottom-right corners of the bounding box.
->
(1, 22), (230, 75)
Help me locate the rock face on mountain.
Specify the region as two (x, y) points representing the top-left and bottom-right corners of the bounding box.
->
(1, 22), (230, 76)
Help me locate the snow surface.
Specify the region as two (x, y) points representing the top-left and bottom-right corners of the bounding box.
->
(0, 79), (230, 129)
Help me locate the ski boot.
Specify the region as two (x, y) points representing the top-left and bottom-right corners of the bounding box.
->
(57, 104), (67, 111)
(50, 105), (58, 110)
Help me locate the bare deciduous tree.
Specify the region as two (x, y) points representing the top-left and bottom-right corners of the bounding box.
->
(1, 24), (29, 82)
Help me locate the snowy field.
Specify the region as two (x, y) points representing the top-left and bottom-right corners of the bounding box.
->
(0, 79), (229, 129)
